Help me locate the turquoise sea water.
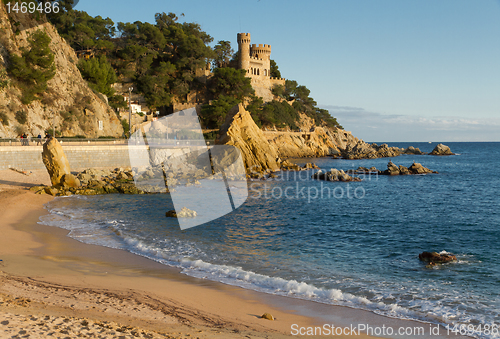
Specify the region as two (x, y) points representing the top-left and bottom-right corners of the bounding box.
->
(39, 142), (500, 338)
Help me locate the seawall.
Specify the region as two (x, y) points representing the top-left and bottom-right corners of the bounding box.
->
(0, 146), (132, 170)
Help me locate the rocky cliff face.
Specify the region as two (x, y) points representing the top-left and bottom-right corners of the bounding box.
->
(0, 4), (122, 138)
(217, 103), (280, 173)
(217, 104), (428, 173)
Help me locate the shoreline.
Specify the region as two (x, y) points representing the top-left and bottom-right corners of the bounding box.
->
(0, 169), (470, 339)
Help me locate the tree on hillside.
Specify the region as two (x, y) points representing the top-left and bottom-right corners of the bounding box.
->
(209, 67), (254, 101)
(212, 40), (233, 69)
(77, 56), (117, 97)
(8, 30), (56, 104)
(270, 59), (281, 78)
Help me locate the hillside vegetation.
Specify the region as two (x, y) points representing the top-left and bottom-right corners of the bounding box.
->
(1, 0), (342, 135)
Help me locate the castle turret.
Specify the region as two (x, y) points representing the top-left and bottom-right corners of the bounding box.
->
(250, 44), (271, 60)
(237, 33), (251, 73)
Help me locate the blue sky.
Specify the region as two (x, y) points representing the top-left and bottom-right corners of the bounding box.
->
(75, 0), (500, 142)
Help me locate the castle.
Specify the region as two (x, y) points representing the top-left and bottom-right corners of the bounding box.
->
(237, 33), (285, 102)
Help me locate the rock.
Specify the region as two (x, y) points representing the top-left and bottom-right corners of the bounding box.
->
(386, 161), (400, 176)
(280, 160), (301, 171)
(29, 185), (48, 193)
(429, 144), (454, 156)
(217, 103), (280, 173)
(42, 138), (72, 186)
(341, 141), (404, 160)
(261, 313), (274, 321)
(59, 174), (80, 188)
(302, 162), (319, 170)
(312, 169), (362, 182)
(404, 146), (425, 155)
(44, 187), (60, 196)
(419, 251), (457, 264)
(166, 207), (197, 218)
(408, 162), (437, 174)
(398, 165), (410, 175)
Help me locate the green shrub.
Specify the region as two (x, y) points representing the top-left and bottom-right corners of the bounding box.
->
(15, 110), (27, 125)
(7, 30), (56, 104)
(121, 119), (130, 136)
(0, 112), (9, 126)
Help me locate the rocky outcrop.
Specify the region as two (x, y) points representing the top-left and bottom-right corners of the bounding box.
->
(42, 138), (71, 186)
(217, 103), (280, 173)
(29, 167), (145, 196)
(419, 251), (457, 264)
(312, 169), (362, 182)
(429, 144), (454, 156)
(0, 4), (122, 138)
(404, 146), (424, 155)
(346, 162), (438, 176)
(341, 141), (404, 160)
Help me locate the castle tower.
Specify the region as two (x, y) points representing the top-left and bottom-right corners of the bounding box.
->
(237, 33), (251, 73)
(250, 44), (271, 60)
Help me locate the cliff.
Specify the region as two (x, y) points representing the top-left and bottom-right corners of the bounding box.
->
(0, 4), (122, 138)
(217, 104), (423, 173)
(217, 103), (280, 173)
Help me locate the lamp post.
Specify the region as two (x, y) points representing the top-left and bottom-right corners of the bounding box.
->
(128, 87), (133, 137)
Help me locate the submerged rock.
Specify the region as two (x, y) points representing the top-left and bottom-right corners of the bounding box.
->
(429, 144), (454, 156)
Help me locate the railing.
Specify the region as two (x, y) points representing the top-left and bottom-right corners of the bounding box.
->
(0, 138), (128, 147)
(0, 138), (216, 147)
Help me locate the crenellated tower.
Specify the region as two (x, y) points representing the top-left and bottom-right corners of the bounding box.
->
(236, 33), (285, 102)
(237, 33), (251, 72)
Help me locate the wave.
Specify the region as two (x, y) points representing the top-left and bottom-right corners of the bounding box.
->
(39, 198), (499, 339)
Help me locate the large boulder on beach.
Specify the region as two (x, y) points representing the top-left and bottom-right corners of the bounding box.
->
(419, 251), (457, 264)
(42, 138), (71, 186)
(430, 144), (454, 156)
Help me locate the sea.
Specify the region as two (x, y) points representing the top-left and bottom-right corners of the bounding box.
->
(39, 142), (500, 338)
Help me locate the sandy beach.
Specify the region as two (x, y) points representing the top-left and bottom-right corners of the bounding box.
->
(1, 169), (472, 339)
(0, 169), (379, 339)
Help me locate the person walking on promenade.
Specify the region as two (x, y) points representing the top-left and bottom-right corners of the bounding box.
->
(36, 134), (42, 145)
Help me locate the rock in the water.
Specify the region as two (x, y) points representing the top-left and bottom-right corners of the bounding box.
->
(42, 138), (71, 186)
(261, 313), (274, 321)
(404, 146), (425, 155)
(419, 251), (457, 264)
(312, 169), (362, 182)
(302, 162), (320, 170)
(408, 162), (437, 174)
(386, 161), (400, 175)
(398, 165), (410, 175)
(429, 144), (454, 156)
(166, 207), (197, 218)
